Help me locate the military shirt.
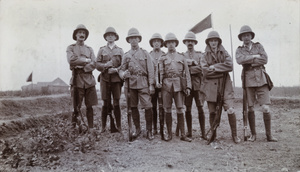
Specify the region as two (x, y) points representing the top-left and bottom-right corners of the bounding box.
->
(96, 44), (124, 82)
(119, 47), (155, 89)
(158, 52), (191, 92)
(201, 45), (234, 102)
(236, 42), (268, 87)
(66, 43), (96, 88)
(150, 50), (165, 84)
(183, 50), (203, 91)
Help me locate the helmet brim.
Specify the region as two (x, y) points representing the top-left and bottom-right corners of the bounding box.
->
(104, 32), (119, 41)
(73, 28), (89, 41)
(238, 32), (255, 41)
(163, 40), (179, 47)
(126, 35), (142, 43)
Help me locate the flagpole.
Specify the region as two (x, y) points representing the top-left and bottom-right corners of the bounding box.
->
(229, 24), (235, 88)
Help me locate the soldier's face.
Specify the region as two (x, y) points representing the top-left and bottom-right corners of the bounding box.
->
(105, 33), (116, 43)
(152, 39), (162, 49)
(76, 30), (86, 41)
(166, 41), (176, 51)
(208, 39), (219, 49)
(241, 33), (252, 45)
(129, 36), (140, 46)
(185, 40), (195, 49)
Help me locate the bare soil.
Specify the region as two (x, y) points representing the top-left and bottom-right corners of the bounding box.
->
(0, 93), (299, 172)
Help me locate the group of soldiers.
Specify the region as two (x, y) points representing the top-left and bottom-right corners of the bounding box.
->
(66, 24), (277, 144)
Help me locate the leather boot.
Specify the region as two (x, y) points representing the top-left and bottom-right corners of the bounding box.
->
(248, 111), (256, 142)
(132, 108), (141, 138)
(228, 113), (241, 143)
(101, 106), (108, 132)
(164, 112), (172, 141)
(198, 107), (207, 140)
(86, 107), (94, 128)
(178, 113), (192, 142)
(145, 109), (154, 140)
(108, 104), (118, 133)
(114, 105), (122, 132)
(175, 123), (180, 136)
(185, 111), (192, 138)
(159, 108), (165, 140)
(263, 113), (278, 142)
(71, 112), (78, 128)
(152, 106), (158, 135)
(209, 112), (217, 142)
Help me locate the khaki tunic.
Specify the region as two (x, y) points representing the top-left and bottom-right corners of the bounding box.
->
(235, 42), (268, 88)
(150, 50), (165, 84)
(183, 50), (203, 91)
(96, 45), (124, 83)
(201, 45), (234, 102)
(119, 47), (155, 89)
(66, 43), (96, 88)
(158, 52), (191, 93)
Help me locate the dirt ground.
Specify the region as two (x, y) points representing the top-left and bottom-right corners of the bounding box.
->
(0, 93), (299, 172)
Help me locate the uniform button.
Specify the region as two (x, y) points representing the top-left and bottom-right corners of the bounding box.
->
(214, 83), (217, 85)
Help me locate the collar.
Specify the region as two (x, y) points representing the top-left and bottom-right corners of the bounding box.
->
(107, 43), (116, 49)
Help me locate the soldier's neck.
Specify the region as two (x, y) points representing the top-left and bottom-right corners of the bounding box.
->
(76, 41), (84, 46)
(154, 48), (160, 52)
(188, 48), (194, 52)
(131, 45), (139, 51)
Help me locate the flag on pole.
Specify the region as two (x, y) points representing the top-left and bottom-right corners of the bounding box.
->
(26, 72), (32, 82)
(189, 14), (212, 34)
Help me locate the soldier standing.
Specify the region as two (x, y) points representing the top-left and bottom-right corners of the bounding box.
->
(66, 24), (98, 129)
(182, 31), (206, 140)
(201, 31), (240, 143)
(96, 27), (124, 133)
(149, 33), (165, 135)
(236, 25), (277, 142)
(118, 28), (155, 140)
(158, 33), (192, 142)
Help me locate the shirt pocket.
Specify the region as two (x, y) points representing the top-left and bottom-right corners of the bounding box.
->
(175, 60), (184, 71)
(101, 51), (110, 62)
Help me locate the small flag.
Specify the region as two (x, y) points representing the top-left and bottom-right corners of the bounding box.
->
(189, 14), (212, 34)
(26, 72), (32, 82)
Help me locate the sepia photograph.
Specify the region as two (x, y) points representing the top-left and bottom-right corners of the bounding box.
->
(0, 0), (299, 171)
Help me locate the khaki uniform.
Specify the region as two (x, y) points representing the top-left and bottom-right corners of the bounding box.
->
(236, 41), (270, 106)
(150, 50), (165, 134)
(201, 45), (234, 110)
(183, 50), (204, 105)
(183, 50), (206, 138)
(67, 43), (97, 89)
(96, 44), (124, 100)
(96, 44), (124, 132)
(119, 48), (155, 108)
(66, 42), (98, 128)
(158, 52), (191, 110)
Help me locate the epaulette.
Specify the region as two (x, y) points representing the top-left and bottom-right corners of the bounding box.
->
(178, 52), (184, 55)
(99, 45), (106, 49)
(195, 51), (202, 54)
(253, 42), (261, 45)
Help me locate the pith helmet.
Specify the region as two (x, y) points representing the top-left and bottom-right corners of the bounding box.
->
(126, 28), (142, 43)
(149, 33), (164, 47)
(183, 31), (198, 44)
(104, 27), (119, 41)
(238, 25), (255, 41)
(73, 24), (89, 41)
(164, 33), (179, 47)
(205, 31), (222, 45)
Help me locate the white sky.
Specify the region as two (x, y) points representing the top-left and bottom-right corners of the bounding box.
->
(0, 0), (299, 91)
